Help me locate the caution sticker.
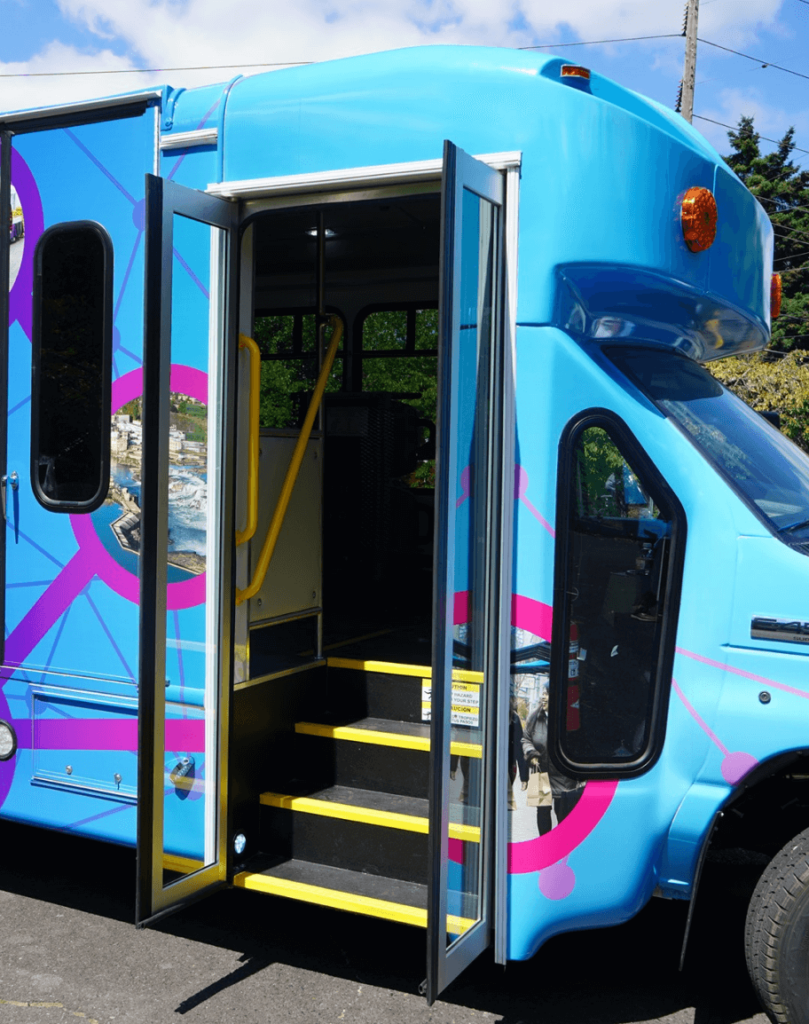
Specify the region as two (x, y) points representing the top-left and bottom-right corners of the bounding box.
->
(421, 680), (481, 726)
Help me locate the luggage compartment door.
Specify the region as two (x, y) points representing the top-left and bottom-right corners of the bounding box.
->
(136, 175), (237, 924)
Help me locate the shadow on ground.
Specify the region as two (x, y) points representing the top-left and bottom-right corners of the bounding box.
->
(0, 820), (766, 1023)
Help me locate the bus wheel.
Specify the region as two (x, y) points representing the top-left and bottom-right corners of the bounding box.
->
(745, 826), (809, 1023)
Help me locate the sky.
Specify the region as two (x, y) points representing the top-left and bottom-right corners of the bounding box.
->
(0, 0), (807, 168)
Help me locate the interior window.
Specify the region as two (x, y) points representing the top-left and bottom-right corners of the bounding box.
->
(31, 222), (112, 511)
(553, 418), (683, 773)
(359, 306), (437, 487)
(252, 310), (344, 429)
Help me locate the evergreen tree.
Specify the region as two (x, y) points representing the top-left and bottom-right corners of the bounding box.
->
(709, 118), (809, 451)
(724, 116), (809, 350)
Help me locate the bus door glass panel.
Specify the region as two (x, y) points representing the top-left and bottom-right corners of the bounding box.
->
(137, 176), (235, 923)
(429, 142), (505, 1002)
(560, 423), (673, 768)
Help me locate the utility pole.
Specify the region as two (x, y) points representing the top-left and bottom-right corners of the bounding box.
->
(678, 0), (699, 123)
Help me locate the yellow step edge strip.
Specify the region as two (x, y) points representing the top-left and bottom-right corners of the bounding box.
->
(327, 656), (484, 685)
(233, 870), (474, 935)
(295, 721), (482, 759)
(260, 791), (480, 843)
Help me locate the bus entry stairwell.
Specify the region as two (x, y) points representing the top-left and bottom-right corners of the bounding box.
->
(233, 656), (480, 932)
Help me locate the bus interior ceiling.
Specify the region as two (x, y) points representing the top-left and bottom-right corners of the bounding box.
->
(250, 193), (441, 664)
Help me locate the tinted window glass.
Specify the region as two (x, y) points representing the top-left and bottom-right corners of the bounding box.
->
(556, 421), (677, 770)
(32, 223), (112, 510)
(608, 346), (809, 541)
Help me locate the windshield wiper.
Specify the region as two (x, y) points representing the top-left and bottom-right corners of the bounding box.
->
(780, 517), (809, 535)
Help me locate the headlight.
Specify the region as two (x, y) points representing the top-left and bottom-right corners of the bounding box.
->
(0, 720), (17, 760)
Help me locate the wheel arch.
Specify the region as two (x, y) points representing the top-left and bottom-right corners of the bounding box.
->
(679, 746), (809, 968)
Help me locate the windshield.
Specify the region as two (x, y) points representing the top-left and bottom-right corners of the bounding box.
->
(606, 346), (809, 542)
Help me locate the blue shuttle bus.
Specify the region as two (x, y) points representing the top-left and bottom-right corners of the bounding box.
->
(0, 45), (805, 1021)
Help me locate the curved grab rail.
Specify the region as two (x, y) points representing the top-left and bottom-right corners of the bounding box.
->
(235, 315), (343, 607)
(236, 332), (261, 547)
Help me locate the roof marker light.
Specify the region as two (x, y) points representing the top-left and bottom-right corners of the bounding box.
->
(561, 65), (590, 80)
(681, 187), (718, 252)
(771, 273), (782, 319)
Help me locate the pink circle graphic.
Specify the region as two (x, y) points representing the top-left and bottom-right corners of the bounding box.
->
(452, 591), (618, 875)
(8, 148), (44, 340)
(71, 365), (209, 610)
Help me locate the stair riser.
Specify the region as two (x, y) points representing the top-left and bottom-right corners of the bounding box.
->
(327, 667), (426, 724)
(260, 805), (428, 884)
(294, 734), (429, 798)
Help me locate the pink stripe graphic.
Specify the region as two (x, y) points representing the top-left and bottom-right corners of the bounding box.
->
(15, 718), (205, 752)
(672, 676), (758, 785)
(676, 645), (809, 701)
(507, 780), (618, 873)
(515, 466), (555, 538)
(672, 678), (729, 755)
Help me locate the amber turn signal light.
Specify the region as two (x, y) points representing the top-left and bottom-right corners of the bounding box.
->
(771, 273), (782, 319)
(681, 186), (718, 252)
(561, 65), (590, 79)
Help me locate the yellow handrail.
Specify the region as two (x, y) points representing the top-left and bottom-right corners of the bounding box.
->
(235, 333), (261, 547)
(235, 315), (343, 606)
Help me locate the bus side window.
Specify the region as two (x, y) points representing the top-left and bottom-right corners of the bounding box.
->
(31, 222), (113, 512)
(551, 414), (685, 777)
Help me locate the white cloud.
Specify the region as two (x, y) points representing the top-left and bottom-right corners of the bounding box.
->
(696, 86), (809, 156)
(0, 40), (155, 112)
(0, 0), (790, 112)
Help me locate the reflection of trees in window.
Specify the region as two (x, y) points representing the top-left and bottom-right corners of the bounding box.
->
(574, 428), (659, 521)
(556, 421), (679, 771)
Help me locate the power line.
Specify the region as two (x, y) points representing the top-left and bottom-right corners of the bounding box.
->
(519, 33), (682, 50)
(0, 60), (313, 79)
(775, 249), (809, 263)
(773, 225), (809, 248)
(754, 195), (809, 217)
(0, 36), (685, 78)
(698, 37), (809, 81)
(693, 114), (809, 156)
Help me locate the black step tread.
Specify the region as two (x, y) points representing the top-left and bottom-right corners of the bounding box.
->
(263, 784), (428, 817)
(233, 859), (475, 932)
(295, 716), (482, 755)
(260, 784), (481, 836)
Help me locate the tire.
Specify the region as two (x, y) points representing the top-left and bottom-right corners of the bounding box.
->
(745, 826), (809, 1023)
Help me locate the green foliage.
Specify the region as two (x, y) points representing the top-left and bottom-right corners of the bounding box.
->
(724, 117), (809, 352)
(253, 315), (343, 429)
(705, 119), (809, 451)
(709, 351), (809, 450)
(252, 310), (438, 486)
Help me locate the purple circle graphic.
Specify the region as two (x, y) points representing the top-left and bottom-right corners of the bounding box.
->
(539, 859), (576, 900)
(70, 364), (208, 610)
(0, 690), (15, 811)
(8, 148), (44, 340)
(721, 751), (758, 785)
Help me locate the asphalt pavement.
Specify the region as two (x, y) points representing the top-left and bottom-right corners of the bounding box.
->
(0, 820), (769, 1024)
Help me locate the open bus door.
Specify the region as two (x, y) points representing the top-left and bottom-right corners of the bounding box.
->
(136, 175), (238, 925)
(427, 142), (513, 1001)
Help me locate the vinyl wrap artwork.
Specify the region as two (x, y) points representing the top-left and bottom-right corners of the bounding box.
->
(2, 47), (804, 971)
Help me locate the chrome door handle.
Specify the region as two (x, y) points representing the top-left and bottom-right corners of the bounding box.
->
(2, 471), (18, 521)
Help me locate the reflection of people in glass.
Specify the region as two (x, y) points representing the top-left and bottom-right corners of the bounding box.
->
(450, 753), (469, 803)
(508, 697), (528, 809)
(522, 685), (583, 834)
